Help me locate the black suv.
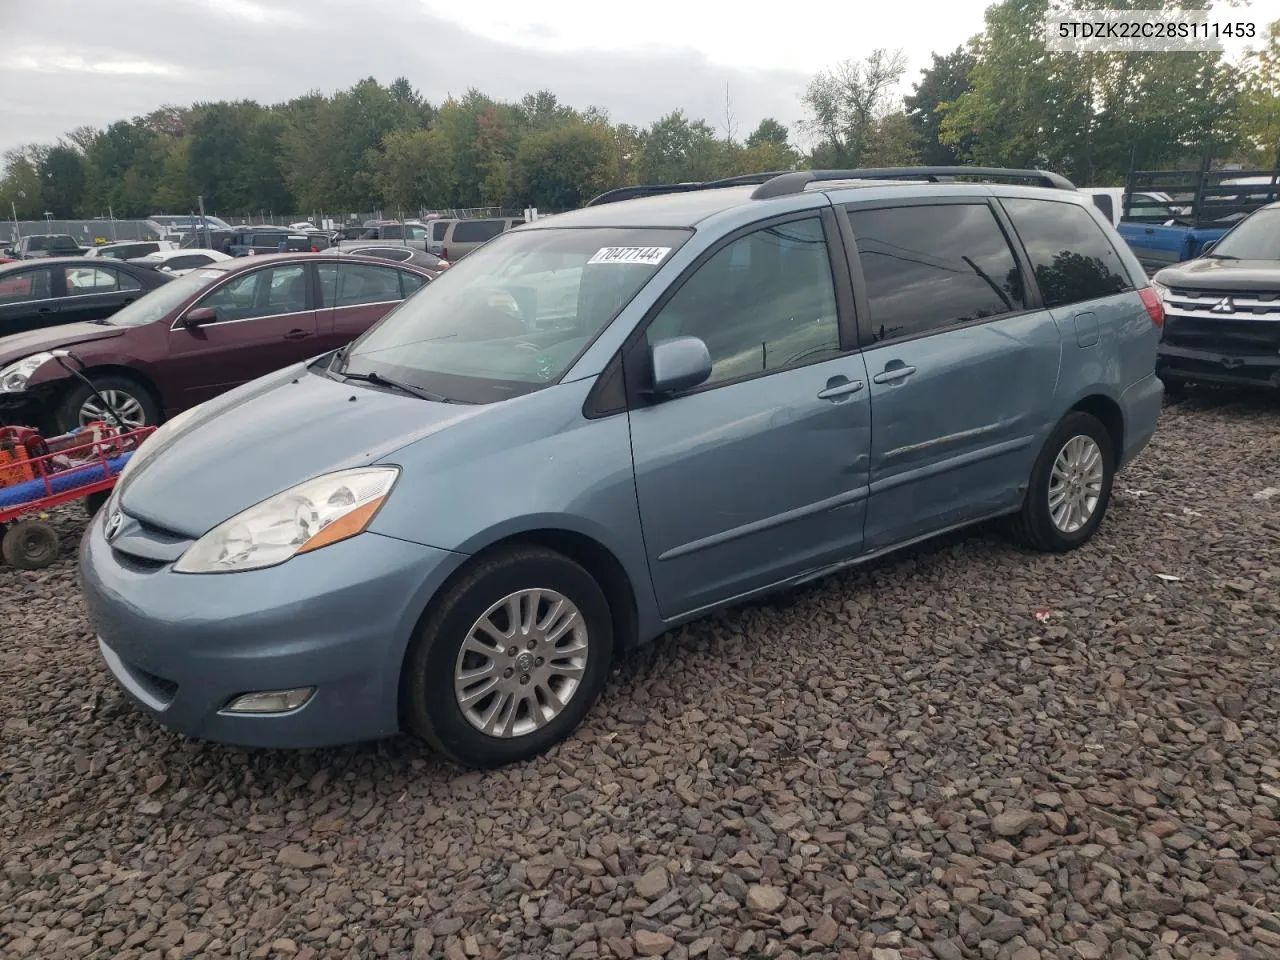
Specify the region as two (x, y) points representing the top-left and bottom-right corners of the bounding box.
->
(1152, 201), (1280, 393)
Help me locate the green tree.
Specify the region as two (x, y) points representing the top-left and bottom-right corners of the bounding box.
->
(904, 47), (976, 165)
(373, 127), (456, 209)
(802, 49), (908, 167)
(39, 145), (87, 217)
(82, 120), (164, 216)
(152, 136), (196, 212)
(745, 118), (790, 149)
(0, 158), (43, 219)
(514, 122), (614, 208)
(938, 0), (1241, 184)
(281, 79), (426, 210)
(1237, 21), (1280, 166)
(638, 110), (724, 183)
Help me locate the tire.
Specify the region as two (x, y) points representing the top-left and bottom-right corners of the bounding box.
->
(402, 546), (614, 769)
(54, 375), (159, 435)
(1011, 411), (1115, 553)
(1159, 374), (1187, 400)
(84, 490), (111, 518)
(2, 519), (61, 570)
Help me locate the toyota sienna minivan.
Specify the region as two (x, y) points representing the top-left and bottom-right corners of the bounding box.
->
(80, 166), (1165, 769)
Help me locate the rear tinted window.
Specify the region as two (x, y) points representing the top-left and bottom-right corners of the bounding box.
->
(452, 220), (506, 243)
(431, 221), (451, 241)
(849, 203), (1026, 343)
(1090, 194), (1114, 221)
(0, 269), (52, 304)
(1001, 199), (1131, 308)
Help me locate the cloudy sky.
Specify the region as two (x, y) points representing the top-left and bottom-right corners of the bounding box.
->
(2, 0), (1277, 159)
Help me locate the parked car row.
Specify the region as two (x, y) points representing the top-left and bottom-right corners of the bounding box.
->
(0, 253), (433, 433)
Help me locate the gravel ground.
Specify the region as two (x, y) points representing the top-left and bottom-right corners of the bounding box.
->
(2, 388), (1278, 960)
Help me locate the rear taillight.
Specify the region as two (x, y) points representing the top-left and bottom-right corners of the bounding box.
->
(441, 247), (447, 261)
(1139, 286), (1164, 327)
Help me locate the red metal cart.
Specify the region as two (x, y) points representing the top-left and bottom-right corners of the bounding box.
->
(0, 423), (156, 569)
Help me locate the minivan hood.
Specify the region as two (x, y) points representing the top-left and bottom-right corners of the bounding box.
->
(0, 323), (127, 366)
(119, 364), (485, 538)
(1154, 257), (1280, 291)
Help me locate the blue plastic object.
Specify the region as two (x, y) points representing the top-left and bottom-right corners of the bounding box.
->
(0, 453), (132, 511)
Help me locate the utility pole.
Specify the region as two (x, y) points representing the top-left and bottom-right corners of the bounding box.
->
(197, 195), (210, 249)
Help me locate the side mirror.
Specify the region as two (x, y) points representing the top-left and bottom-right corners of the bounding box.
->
(649, 336), (712, 396)
(183, 306), (217, 328)
(1201, 239), (1217, 254)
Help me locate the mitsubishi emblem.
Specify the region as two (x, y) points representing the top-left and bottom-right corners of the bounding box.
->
(1210, 297), (1235, 314)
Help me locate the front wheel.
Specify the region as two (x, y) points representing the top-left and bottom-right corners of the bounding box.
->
(54, 375), (158, 435)
(1011, 411), (1115, 553)
(402, 547), (614, 768)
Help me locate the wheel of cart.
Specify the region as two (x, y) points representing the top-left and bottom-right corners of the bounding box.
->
(1, 518), (60, 570)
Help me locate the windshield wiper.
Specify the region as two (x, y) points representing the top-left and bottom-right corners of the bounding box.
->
(1205, 252), (1240, 260)
(342, 369), (456, 404)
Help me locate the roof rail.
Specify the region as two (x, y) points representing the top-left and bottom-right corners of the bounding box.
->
(750, 167), (1077, 200)
(584, 171), (793, 207)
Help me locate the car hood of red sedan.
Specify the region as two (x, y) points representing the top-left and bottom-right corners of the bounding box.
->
(0, 322), (127, 366)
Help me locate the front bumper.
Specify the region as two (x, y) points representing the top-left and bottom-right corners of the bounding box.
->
(79, 506), (467, 748)
(1157, 343), (1280, 389)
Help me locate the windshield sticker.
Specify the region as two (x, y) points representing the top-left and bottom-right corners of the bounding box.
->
(587, 246), (671, 266)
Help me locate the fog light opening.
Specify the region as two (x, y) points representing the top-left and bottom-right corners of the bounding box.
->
(222, 687), (315, 714)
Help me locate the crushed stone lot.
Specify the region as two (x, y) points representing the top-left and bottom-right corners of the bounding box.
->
(2, 390), (1279, 960)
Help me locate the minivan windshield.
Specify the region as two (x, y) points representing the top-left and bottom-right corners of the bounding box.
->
(1208, 207), (1280, 260)
(103, 268), (225, 326)
(336, 226), (690, 404)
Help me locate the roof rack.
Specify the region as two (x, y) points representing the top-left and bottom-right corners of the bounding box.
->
(750, 167), (1077, 199)
(584, 171), (793, 206)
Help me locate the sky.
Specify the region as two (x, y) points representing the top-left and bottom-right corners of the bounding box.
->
(1, 0), (1278, 161)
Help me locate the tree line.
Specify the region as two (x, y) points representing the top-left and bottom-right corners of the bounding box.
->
(3, 0), (1278, 221)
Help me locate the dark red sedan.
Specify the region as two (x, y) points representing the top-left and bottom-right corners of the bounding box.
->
(0, 253), (433, 433)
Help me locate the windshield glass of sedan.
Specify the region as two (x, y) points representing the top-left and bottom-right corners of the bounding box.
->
(337, 227), (690, 403)
(1211, 207), (1280, 260)
(103, 269), (223, 326)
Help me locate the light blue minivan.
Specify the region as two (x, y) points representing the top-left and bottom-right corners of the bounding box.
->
(79, 167), (1166, 768)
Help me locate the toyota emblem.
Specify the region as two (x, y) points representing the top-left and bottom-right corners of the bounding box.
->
(104, 510), (123, 541)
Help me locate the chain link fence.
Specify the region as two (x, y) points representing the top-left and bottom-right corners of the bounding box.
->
(4, 219), (161, 246)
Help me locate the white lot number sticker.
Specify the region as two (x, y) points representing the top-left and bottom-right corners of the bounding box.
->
(587, 246), (671, 266)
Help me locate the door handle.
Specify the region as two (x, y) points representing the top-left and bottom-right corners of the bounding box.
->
(37, 306), (60, 315)
(817, 379), (864, 400)
(283, 329), (312, 340)
(1144, 227), (1154, 234)
(872, 365), (917, 384)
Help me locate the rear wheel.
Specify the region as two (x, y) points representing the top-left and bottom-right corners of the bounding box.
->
(54, 375), (158, 435)
(401, 547), (614, 768)
(1011, 411), (1115, 553)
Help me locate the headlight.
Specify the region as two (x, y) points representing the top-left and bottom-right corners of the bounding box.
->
(174, 467), (399, 574)
(115, 403), (203, 488)
(0, 352), (54, 393)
